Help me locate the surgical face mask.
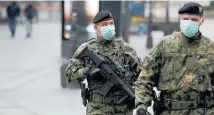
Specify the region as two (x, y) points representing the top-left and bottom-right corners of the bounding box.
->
(180, 20), (200, 38)
(100, 25), (115, 40)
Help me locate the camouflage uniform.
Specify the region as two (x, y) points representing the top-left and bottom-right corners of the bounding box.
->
(136, 32), (214, 115)
(66, 37), (143, 115)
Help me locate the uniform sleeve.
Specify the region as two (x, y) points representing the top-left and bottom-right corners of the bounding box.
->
(135, 42), (163, 110)
(124, 43), (143, 76)
(65, 43), (90, 83)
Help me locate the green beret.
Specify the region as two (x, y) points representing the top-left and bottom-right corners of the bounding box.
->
(178, 2), (203, 16)
(93, 10), (113, 24)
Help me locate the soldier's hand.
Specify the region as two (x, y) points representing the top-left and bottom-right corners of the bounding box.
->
(136, 109), (151, 115)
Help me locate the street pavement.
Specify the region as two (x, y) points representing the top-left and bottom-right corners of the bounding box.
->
(0, 19), (214, 115)
(0, 22), (85, 115)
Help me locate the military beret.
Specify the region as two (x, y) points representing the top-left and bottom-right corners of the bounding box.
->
(93, 10), (113, 24)
(178, 2), (203, 16)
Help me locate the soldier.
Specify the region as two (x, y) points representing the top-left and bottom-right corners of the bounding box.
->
(66, 10), (143, 115)
(136, 2), (214, 115)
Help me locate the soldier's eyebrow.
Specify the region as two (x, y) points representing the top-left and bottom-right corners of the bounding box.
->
(191, 18), (198, 21)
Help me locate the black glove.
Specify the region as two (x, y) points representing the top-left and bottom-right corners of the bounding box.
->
(86, 67), (102, 80)
(136, 109), (151, 115)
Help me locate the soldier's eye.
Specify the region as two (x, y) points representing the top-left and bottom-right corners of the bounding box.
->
(191, 19), (197, 21)
(104, 23), (109, 26)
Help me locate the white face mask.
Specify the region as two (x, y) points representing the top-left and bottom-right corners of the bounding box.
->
(100, 25), (116, 40)
(180, 19), (200, 38)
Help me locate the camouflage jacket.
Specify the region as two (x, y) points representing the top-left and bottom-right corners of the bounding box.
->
(66, 37), (143, 104)
(135, 32), (214, 111)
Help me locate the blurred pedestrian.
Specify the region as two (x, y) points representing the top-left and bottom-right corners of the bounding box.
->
(6, 1), (20, 38)
(24, 4), (36, 38)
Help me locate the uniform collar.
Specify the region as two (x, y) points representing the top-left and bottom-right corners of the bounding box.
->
(96, 36), (115, 45)
(181, 31), (202, 44)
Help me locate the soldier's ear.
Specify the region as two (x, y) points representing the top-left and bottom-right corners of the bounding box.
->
(94, 25), (98, 31)
(200, 17), (204, 26)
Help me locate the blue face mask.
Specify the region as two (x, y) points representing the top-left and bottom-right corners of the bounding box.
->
(100, 25), (116, 40)
(180, 20), (199, 38)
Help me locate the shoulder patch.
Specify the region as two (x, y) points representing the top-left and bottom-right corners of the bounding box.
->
(88, 38), (97, 45)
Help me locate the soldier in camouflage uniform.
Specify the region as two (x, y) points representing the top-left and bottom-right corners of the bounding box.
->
(66, 10), (143, 115)
(136, 2), (214, 115)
